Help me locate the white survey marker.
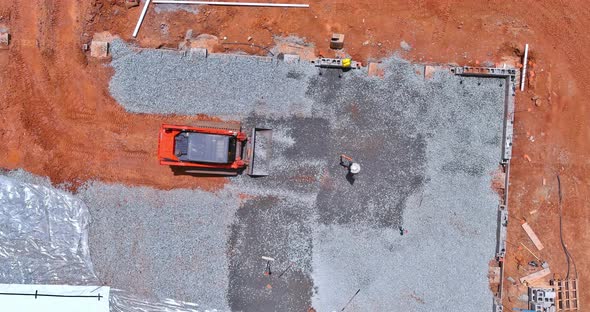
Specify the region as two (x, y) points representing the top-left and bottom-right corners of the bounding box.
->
(0, 284), (110, 312)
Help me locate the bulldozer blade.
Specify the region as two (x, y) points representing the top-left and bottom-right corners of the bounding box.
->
(171, 167), (239, 176)
(247, 128), (272, 176)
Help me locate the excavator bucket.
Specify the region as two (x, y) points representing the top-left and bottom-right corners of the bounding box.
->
(247, 128), (273, 176)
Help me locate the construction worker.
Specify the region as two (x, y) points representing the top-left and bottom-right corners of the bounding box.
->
(399, 226), (408, 236)
(340, 154), (360, 185)
(340, 154), (360, 174)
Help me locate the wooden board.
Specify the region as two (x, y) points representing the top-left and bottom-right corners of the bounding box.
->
(522, 222), (544, 250)
(489, 266), (501, 284)
(520, 268), (551, 284)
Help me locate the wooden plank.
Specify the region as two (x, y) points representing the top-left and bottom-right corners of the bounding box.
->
(489, 266), (501, 284)
(520, 242), (541, 260)
(520, 267), (551, 284)
(522, 222), (544, 250)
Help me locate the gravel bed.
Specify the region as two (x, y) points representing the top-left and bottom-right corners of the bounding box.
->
(88, 44), (508, 311)
(77, 182), (239, 311)
(108, 40), (317, 119)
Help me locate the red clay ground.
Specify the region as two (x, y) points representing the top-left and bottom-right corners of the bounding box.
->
(1, 0), (589, 309)
(0, 0), (227, 191)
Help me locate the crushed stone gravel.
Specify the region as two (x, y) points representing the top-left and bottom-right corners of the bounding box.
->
(77, 182), (238, 311)
(5, 41), (508, 311)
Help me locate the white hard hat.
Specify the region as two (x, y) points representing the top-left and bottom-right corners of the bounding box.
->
(350, 163), (361, 174)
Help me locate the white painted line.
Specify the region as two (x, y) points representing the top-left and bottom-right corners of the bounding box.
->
(152, 0), (309, 8)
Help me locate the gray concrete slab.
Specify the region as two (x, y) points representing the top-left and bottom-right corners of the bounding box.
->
(78, 42), (506, 311)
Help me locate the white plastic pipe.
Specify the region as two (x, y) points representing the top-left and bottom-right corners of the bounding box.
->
(133, 0), (152, 38)
(152, 0), (309, 7)
(520, 43), (529, 91)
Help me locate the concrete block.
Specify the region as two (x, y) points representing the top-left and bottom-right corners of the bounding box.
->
(424, 65), (437, 79)
(330, 33), (344, 49)
(489, 266), (501, 284)
(125, 0), (140, 8)
(185, 29), (193, 40)
(529, 287), (556, 310)
(90, 40), (109, 58)
(188, 47), (207, 59)
(0, 32), (9, 49)
(281, 54), (300, 64)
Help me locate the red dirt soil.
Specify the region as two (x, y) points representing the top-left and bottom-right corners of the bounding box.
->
(1, 0), (589, 309)
(0, 0), (227, 191)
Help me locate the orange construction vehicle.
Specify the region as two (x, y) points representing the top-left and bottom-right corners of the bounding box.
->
(158, 121), (272, 176)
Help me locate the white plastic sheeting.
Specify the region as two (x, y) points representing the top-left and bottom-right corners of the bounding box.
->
(0, 176), (96, 284)
(0, 174), (211, 312)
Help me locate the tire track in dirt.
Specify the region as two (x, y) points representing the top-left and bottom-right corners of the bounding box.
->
(0, 0), (226, 191)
